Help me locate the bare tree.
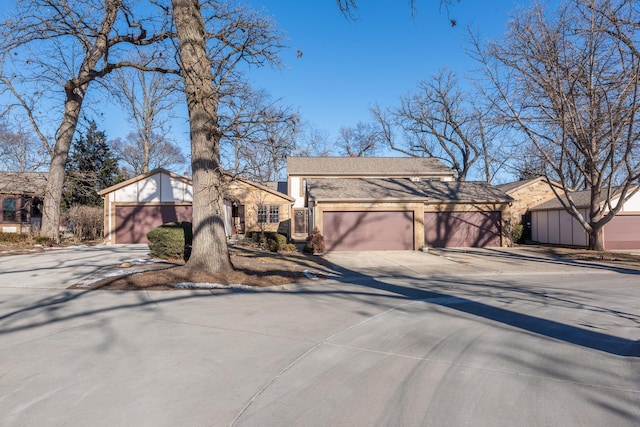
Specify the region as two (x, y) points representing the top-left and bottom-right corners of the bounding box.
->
(337, 0), (460, 26)
(474, 0), (640, 250)
(219, 84), (299, 183)
(109, 65), (186, 174)
(171, 0), (284, 273)
(111, 132), (186, 176)
(373, 69), (503, 181)
(293, 123), (335, 157)
(0, 0), (175, 241)
(336, 121), (382, 157)
(0, 121), (49, 171)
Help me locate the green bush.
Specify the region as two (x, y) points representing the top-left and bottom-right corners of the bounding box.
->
(266, 233), (289, 252)
(147, 222), (192, 261)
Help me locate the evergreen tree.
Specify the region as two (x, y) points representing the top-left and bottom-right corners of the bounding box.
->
(63, 121), (123, 208)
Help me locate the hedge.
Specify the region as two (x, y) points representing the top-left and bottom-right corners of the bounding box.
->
(147, 222), (192, 260)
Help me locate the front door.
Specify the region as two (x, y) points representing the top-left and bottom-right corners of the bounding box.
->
(294, 209), (307, 234)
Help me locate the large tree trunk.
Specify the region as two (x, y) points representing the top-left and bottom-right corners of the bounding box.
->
(40, 85), (87, 241)
(588, 226), (605, 251)
(172, 0), (232, 273)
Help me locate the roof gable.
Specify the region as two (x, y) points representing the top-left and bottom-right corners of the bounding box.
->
(495, 176), (563, 194)
(287, 156), (454, 177)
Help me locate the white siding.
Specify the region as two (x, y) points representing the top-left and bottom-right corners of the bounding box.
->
(532, 208), (589, 247)
(559, 210), (573, 245)
(618, 191), (640, 213)
(111, 172), (192, 203)
(138, 175), (161, 202)
(548, 211), (560, 244)
(290, 176), (305, 208)
(114, 183), (140, 202)
(573, 209), (588, 246)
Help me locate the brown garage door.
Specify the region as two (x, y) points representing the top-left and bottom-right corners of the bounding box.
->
(424, 211), (501, 248)
(115, 205), (192, 244)
(605, 215), (640, 249)
(323, 211), (414, 251)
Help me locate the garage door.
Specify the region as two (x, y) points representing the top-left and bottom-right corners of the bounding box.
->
(115, 205), (192, 244)
(323, 211), (414, 251)
(605, 215), (640, 249)
(424, 211), (501, 248)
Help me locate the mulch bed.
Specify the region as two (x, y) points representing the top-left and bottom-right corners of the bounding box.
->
(70, 244), (335, 291)
(73, 262), (320, 291)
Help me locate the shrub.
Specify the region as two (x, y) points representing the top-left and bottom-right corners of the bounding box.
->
(304, 228), (325, 254)
(504, 222), (524, 246)
(283, 243), (297, 252)
(0, 232), (53, 246)
(66, 205), (103, 241)
(147, 222), (192, 261)
(0, 232), (28, 244)
(266, 232), (289, 252)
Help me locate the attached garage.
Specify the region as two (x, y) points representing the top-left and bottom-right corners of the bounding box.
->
(323, 211), (414, 251)
(306, 178), (512, 251)
(424, 211), (501, 248)
(100, 168), (293, 245)
(115, 205), (192, 244)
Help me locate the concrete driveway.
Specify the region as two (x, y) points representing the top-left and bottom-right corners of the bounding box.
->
(1, 248), (638, 426)
(0, 244), (150, 289)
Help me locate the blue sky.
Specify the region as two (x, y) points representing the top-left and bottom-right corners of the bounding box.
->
(239, 0), (524, 144)
(0, 0), (530, 168)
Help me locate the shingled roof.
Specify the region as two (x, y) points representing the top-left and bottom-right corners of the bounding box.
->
(529, 187), (627, 210)
(307, 178), (512, 203)
(287, 157), (454, 177)
(0, 172), (48, 196)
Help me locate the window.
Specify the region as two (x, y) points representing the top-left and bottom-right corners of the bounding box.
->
(269, 205), (279, 223)
(257, 205), (267, 224)
(257, 205), (280, 224)
(2, 198), (17, 222)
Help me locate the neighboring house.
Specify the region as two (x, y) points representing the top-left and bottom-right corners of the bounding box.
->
(99, 169), (293, 244)
(285, 156), (512, 251)
(529, 188), (640, 250)
(496, 177), (564, 241)
(287, 156), (456, 241)
(0, 171), (47, 233)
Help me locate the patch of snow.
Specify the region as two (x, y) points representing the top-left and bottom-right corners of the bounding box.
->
(174, 282), (255, 290)
(45, 245), (88, 251)
(76, 269), (135, 287)
(130, 258), (164, 265)
(303, 270), (319, 280)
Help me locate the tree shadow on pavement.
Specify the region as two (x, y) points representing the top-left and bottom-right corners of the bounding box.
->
(0, 253), (638, 358)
